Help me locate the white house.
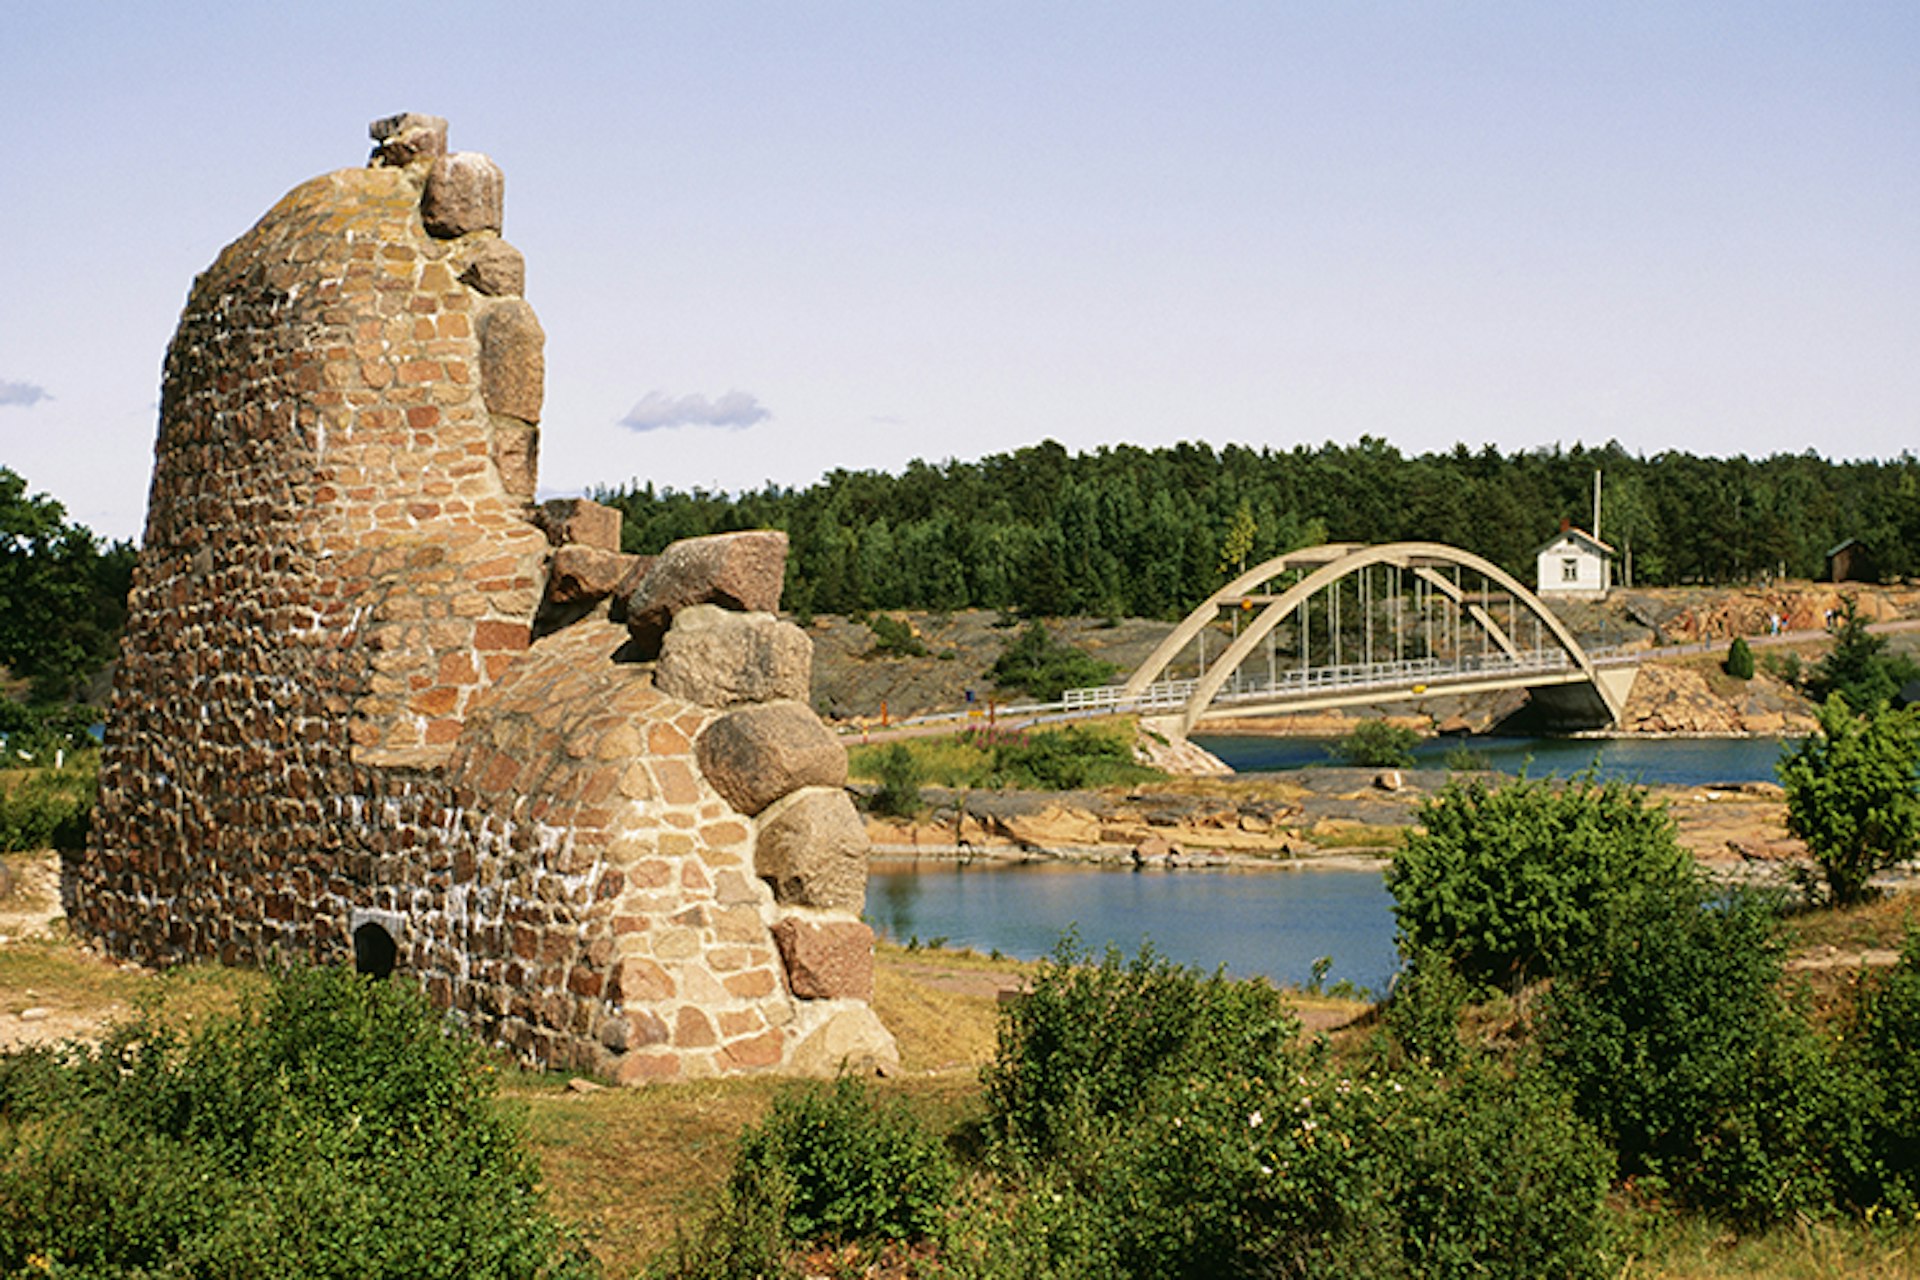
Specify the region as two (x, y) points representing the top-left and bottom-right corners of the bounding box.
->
(1535, 525), (1614, 599)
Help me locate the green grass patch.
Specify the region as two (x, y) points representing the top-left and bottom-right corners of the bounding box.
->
(851, 721), (1161, 791)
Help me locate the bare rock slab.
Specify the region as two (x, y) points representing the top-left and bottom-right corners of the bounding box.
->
(788, 1005), (899, 1077)
(655, 605), (812, 709)
(773, 918), (875, 1001)
(754, 786), (868, 911)
(624, 530), (788, 655)
(696, 701), (845, 816)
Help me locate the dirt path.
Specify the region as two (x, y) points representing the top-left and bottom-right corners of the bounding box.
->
(0, 852), (139, 1051)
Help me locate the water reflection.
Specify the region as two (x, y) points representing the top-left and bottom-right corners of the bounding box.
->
(867, 860), (1399, 995)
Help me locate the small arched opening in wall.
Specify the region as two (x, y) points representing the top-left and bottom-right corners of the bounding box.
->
(349, 909), (406, 979)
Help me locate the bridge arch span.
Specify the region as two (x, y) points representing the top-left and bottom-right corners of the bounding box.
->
(1121, 542), (1623, 736)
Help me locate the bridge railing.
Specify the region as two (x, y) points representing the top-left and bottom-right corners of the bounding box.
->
(844, 645), (1611, 736)
(1062, 647), (1580, 714)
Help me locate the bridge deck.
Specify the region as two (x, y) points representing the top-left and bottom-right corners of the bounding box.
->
(1065, 647), (1617, 717)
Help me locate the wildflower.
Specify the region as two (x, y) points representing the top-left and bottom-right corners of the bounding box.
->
(1248, 1109), (1264, 1128)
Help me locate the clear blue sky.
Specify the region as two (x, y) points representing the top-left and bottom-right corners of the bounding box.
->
(3, 2), (1915, 543)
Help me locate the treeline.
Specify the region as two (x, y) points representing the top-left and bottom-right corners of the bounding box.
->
(0, 467), (136, 719)
(596, 439), (1920, 619)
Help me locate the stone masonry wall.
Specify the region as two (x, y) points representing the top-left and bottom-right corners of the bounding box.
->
(65, 115), (894, 1081)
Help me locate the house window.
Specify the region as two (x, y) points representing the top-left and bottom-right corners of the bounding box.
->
(1562, 558), (1579, 582)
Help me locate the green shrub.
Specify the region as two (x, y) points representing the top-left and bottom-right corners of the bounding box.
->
(1379, 1062), (1615, 1280)
(871, 743), (925, 817)
(986, 724), (1157, 790)
(1081, 1064), (1400, 1279)
(1725, 636), (1755, 680)
(1847, 928), (1920, 1205)
(1778, 696), (1920, 907)
(717, 936), (1614, 1280)
(1385, 949), (1470, 1069)
(972, 1056), (1612, 1280)
(1541, 889), (1853, 1223)
(1388, 774), (1695, 990)
(1442, 743), (1490, 772)
(1333, 719), (1420, 768)
(0, 966), (593, 1278)
(0, 699), (103, 761)
(1804, 598), (1920, 709)
(981, 937), (1299, 1159)
(988, 622), (1118, 702)
(866, 613), (928, 658)
(729, 1075), (954, 1246)
(0, 753), (96, 852)
(1763, 649), (1803, 686)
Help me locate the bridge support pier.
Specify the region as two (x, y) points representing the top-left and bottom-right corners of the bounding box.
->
(1526, 666), (1636, 731)
(1140, 713), (1187, 744)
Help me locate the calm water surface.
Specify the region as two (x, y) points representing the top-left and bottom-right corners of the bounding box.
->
(868, 861), (1398, 995)
(868, 736), (1794, 992)
(1194, 733), (1794, 786)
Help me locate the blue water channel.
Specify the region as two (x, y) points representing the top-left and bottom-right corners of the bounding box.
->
(1194, 733), (1795, 786)
(865, 735), (1791, 993)
(868, 861), (1399, 995)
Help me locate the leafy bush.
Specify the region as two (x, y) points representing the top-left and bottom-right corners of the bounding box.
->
(1541, 889), (1855, 1223)
(1847, 928), (1920, 1205)
(1333, 720), (1420, 767)
(850, 724), (1160, 794)
(0, 753), (96, 852)
(1388, 774), (1695, 990)
(986, 724), (1157, 790)
(0, 966), (593, 1278)
(866, 613), (928, 658)
(731, 1076), (954, 1245)
(1378, 1062), (1614, 1280)
(972, 1052), (1612, 1280)
(988, 622), (1118, 702)
(1385, 949), (1470, 1069)
(1442, 743), (1490, 772)
(1725, 636), (1755, 680)
(0, 699), (102, 761)
(1778, 696), (1920, 907)
(870, 743), (925, 817)
(1804, 598), (1920, 709)
(982, 937), (1299, 1159)
(1078, 1063), (1400, 1279)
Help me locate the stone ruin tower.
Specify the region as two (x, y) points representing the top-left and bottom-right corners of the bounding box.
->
(64, 115), (895, 1082)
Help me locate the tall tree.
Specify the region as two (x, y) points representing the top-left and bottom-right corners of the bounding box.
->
(0, 467), (133, 704)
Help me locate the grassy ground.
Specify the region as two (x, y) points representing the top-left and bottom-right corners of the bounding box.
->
(503, 915), (1920, 1279)
(9, 846), (1920, 1277)
(1619, 1213), (1920, 1279)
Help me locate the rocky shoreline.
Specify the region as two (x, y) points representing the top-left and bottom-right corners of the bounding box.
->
(860, 767), (1833, 887)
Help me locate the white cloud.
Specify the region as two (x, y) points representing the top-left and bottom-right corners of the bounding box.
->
(0, 379), (50, 408)
(618, 389), (769, 432)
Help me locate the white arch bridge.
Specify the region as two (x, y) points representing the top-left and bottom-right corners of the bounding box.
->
(1065, 542), (1638, 738)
